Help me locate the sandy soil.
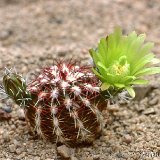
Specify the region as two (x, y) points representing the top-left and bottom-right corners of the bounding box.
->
(0, 0), (160, 160)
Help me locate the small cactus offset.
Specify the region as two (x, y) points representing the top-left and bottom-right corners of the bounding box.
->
(2, 63), (107, 145)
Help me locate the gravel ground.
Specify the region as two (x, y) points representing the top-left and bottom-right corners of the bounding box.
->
(0, 0), (160, 160)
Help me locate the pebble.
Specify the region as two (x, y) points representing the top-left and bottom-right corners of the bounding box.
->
(13, 139), (20, 147)
(134, 85), (152, 101)
(148, 97), (158, 106)
(0, 109), (11, 121)
(16, 152), (26, 159)
(85, 157), (93, 160)
(9, 144), (16, 153)
(17, 108), (25, 120)
(1, 105), (12, 113)
(34, 156), (40, 160)
(153, 158), (160, 160)
(16, 148), (22, 154)
(107, 104), (119, 112)
(93, 155), (100, 160)
(0, 29), (12, 40)
(143, 108), (156, 115)
(57, 145), (71, 158)
(157, 141), (160, 147)
(157, 119), (160, 124)
(0, 127), (4, 135)
(122, 134), (132, 144)
(71, 155), (79, 160)
(135, 104), (145, 112)
(2, 131), (10, 142)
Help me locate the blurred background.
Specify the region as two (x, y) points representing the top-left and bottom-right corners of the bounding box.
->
(0, 0), (159, 61)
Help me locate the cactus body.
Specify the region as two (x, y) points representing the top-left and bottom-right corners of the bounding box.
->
(27, 63), (105, 144)
(3, 63), (107, 145)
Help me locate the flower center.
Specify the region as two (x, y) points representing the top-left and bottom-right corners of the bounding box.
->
(109, 56), (130, 75)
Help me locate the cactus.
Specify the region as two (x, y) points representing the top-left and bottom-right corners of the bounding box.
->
(2, 62), (107, 145)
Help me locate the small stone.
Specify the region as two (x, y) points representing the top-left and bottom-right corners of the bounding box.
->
(71, 155), (79, 160)
(85, 157), (93, 160)
(11, 124), (16, 130)
(16, 152), (26, 159)
(0, 127), (4, 135)
(34, 156), (40, 160)
(107, 104), (119, 112)
(0, 109), (11, 121)
(157, 119), (160, 124)
(1, 105), (12, 113)
(0, 29), (13, 40)
(135, 104), (145, 112)
(157, 141), (160, 147)
(148, 97), (158, 106)
(143, 108), (156, 115)
(9, 144), (16, 153)
(122, 134), (132, 144)
(26, 148), (33, 154)
(16, 148), (22, 154)
(13, 139), (20, 147)
(2, 131), (10, 142)
(93, 155), (100, 160)
(57, 145), (71, 158)
(17, 108), (25, 120)
(134, 85), (153, 101)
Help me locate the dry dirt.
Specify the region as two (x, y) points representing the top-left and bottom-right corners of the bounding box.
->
(0, 0), (160, 160)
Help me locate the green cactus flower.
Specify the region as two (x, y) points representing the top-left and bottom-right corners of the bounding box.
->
(90, 28), (160, 98)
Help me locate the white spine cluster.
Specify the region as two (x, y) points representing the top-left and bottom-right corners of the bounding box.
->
(71, 110), (90, 141)
(51, 107), (64, 143)
(71, 86), (81, 96)
(35, 107), (44, 138)
(51, 88), (59, 99)
(84, 84), (100, 93)
(64, 97), (72, 110)
(92, 105), (104, 130)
